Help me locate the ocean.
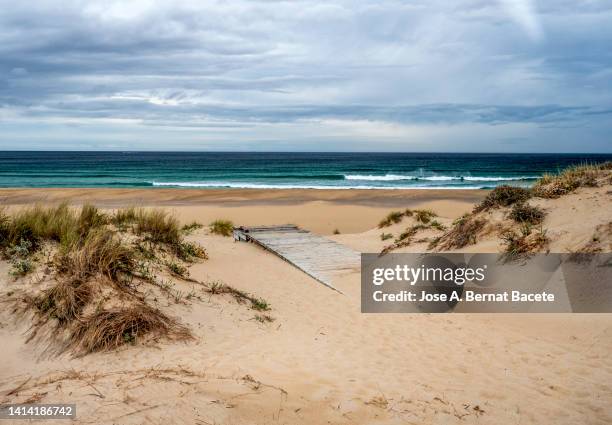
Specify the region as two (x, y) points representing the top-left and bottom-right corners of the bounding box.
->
(1, 152), (611, 190)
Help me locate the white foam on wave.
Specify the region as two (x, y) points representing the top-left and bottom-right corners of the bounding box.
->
(462, 176), (538, 181)
(150, 181), (486, 190)
(344, 174), (415, 181)
(343, 174), (538, 182)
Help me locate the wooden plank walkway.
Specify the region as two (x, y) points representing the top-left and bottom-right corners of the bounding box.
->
(233, 225), (360, 292)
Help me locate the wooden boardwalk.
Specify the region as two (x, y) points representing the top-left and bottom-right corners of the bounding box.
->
(233, 225), (360, 292)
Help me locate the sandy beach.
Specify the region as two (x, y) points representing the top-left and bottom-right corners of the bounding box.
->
(1, 184), (611, 425)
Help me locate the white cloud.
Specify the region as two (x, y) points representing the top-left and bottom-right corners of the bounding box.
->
(498, 0), (544, 41)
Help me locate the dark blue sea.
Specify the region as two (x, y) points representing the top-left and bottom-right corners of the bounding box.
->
(1, 152), (611, 189)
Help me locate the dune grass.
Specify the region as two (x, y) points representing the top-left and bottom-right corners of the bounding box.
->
(209, 219), (234, 236)
(378, 208), (437, 228)
(66, 305), (191, 355)
(181, 221), (203, 234)
(205, 281), (271, 311)
(378, 211), (404, 228)
(429, 219), (446, 231)
(509, 203), (545, 225)
(134, 209), (181, 245)
(380, 232), (393, 241)
(532, 162), (612, 198)
(430, 216), (487, 251)
(474, 185), (531, 212)
(1, 204), (213, 356)
(500, 225), (549, 262)
(413, 209), (437, 224)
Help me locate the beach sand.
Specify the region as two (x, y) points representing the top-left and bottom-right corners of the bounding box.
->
(1, 187), (611, 424)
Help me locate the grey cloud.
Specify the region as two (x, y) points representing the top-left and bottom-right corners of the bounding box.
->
(0, 0), (611, 151)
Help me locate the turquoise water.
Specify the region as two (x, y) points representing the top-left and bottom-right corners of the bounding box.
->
(1, 152), (610, 189)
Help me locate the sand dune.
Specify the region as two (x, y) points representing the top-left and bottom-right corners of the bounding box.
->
(1, 185), (611, 424)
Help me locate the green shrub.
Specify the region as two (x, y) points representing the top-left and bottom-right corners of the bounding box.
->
(166, 261), (189, 278)
(10, 258), (34, 277)
(176, 241), (208, 261)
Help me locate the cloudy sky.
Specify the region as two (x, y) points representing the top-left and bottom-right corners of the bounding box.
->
(1, 0), (611, 152)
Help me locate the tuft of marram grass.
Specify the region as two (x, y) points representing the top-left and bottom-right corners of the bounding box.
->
(1, 203), (110, 252)
(431, 217), (487, 251)
(205, 281), (271, 311)
(413, 209), (437, 224)
(378, 211), (404, 228)
(500, 225), (549, 262)
(509, 203), (545, 225)
(429, 219), (446, 231)
(181, 221), (203, 234)
(134, 209), (181, 245)
(380, 233), (393, 241)
(209, 219), (234, 236)
(112, 207), (138, 226)
(474, 185), (531, 212)
(66, 305), (191, 355)
(532, 162), (611, 198)
(395, 224), (428, 243)
(379, 224), (429, 255)
(33, 279), (93, 325)
(55, 228), (134, 281)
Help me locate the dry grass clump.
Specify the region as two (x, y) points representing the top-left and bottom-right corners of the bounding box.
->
(413, 209), (437, 224)
(134, 209), (181, 245)
(500, 225), (549, 262)
(66, 305), (191, 355)
(1, 203), (110, 251)
(431, 216), (487, 251)
(532, 162), (611, 198)
(509, 203), (545, 225)
(111, 207), (137, 226)
(429, 219), (446, 231)
(181, 221), (203, 234)
(209, 219), (234, 236)
(474, 185), (531, 212)
(378, 208), (437, 228)
(2, 204), (211, 356)
(55, 229), (134, 280)
(0, 208), (9, 245)
(378, 211), (404, 228)
(206, 281), (270, 311)
(396, 224), (429, 243)
(380, 224), (429, 255)
(32, 279), (93, 325)
(380, 232), (393, 241)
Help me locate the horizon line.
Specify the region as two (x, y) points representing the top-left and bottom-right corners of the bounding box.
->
(2, 150), (612, 155)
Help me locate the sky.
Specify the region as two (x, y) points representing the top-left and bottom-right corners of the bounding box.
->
(0, 0), (611, 152)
